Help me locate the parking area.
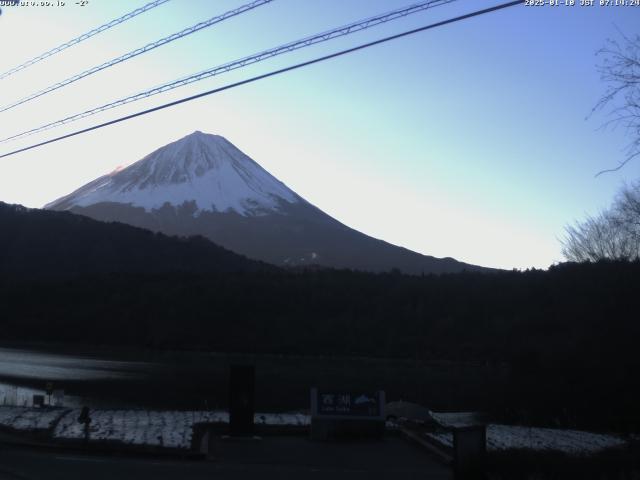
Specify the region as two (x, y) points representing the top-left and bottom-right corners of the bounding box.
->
(0, 435), (452, 480)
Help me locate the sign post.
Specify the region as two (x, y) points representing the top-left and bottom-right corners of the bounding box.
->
(310, 388), (385, 440)
(45, 381), (54, 406)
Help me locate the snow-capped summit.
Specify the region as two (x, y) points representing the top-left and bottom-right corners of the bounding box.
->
(47, 132), (487, 274)
(46, 131), (299, 215)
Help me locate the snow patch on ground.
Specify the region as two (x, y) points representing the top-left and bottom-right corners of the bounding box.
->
(53, 409), (310, 449)
(429, 411), (484, 428)
(0, 406), (67, 431)
(3, 405), (621, 456)
(54, 410), (226, 449)
(0, 406), (311, 449)
(426, 424), (626, 456)
(254, 412), (310, 427)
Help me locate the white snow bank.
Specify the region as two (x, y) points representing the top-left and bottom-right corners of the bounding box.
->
(54, 410), (227, 449)
(53, 409), (310, 449)
(0, 406), (311, 449)
(429, 411), (484, 428)
(254, 412), (310, 427)
(426, 424), (627, 456)
(0, 406), (67, 431)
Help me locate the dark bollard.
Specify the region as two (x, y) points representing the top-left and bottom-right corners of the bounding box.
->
(229, 365), (255, 437)
(77, 406), (92, 443)
(32, 395), (45, 408)
(191, 423), (211, 457)
(453, 425), (487, 479)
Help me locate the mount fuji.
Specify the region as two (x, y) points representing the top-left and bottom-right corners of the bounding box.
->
(46, 131), (483, 274)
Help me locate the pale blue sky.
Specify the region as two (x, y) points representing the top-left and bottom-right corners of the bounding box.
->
(0, 0), (639, 269)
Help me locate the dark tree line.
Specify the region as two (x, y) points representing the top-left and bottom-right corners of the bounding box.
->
(0, 202), (271, 278)
(1, 261), (639, 431)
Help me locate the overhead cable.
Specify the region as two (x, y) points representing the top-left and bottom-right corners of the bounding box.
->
(1, 0), (455, 144)
(0, 0), (273, 113)
(0, 0), (171, 81)
(0, 1), (525, 160)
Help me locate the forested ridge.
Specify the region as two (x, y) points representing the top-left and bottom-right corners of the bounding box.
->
(1, 202), (639, 430)
(0, 202), (270, 277)
(1, 262), (639, 430)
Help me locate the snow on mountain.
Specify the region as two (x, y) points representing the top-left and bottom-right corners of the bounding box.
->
(46, 131), (299, 215)
(47, 131), (487, 274)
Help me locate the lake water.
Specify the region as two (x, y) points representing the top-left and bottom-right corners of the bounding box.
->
(0, 347), (154, 381)
(0, 345), (508, 412)
(0, 347), (159, 408)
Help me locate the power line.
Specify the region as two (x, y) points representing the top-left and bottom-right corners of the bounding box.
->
(0, 0), (273, 114)
(0, 0), (171, 81)
(0, 1), (525, 161)
(1, 0), (455, 144)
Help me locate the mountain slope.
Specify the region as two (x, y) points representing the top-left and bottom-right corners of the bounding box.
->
(49, 131), (298, 215)
(0, 202), (270, 278)
(47, 131), (486, 274)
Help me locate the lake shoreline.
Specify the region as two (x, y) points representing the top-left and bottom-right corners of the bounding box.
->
(0, 343), (509, 413)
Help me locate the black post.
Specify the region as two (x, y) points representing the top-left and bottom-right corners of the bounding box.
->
(453, 426), (487, 479)
(229, 365), (255, 436)
(77, 406), (91, 444)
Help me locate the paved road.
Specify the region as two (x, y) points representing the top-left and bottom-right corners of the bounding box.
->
(0, 437), (452, 480)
